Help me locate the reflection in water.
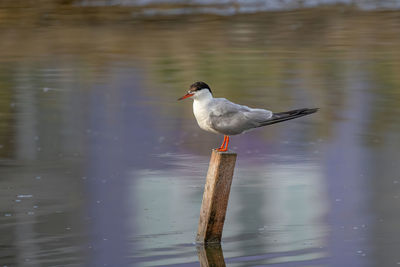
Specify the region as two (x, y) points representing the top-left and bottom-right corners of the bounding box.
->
(324, 66), (373, 266)
(197, 243), (225, 267)
(77, 0), (400, 16)
(1, 3), (400, 267)
(132, 153), (327, 266)
(84, 70), (146, 266)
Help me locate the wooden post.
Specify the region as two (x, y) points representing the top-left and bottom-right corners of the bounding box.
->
(196, 149), (237, 244)
(197, 243), (226, 267)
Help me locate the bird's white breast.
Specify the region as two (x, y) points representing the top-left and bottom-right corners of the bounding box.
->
(193, 100), (219, 134)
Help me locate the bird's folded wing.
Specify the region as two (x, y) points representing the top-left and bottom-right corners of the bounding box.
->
(209, 99), (273, 135)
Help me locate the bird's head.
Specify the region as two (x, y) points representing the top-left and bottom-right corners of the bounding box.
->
(178, 81), (213, 101)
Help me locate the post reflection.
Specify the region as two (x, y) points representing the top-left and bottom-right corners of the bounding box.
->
(197, 243), (226, 267)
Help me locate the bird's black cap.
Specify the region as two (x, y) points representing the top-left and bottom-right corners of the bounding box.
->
(189, 81), (212, 95)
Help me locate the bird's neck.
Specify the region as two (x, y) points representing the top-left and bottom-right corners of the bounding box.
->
(193, 93), (213, 124)
(193, 92), (213, 105)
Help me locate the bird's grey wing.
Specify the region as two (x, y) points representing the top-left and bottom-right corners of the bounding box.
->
(242, 108), (273, 126)
(209, 99), (273, 135)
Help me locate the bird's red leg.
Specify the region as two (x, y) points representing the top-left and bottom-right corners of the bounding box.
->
(216, 135), (227, 151)
(223, 136), (230, 151)
(217, 136), (229, 152)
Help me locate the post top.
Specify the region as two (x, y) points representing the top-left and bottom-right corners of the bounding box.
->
(211, 149), (237, 156)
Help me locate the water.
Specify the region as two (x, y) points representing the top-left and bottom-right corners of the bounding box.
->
(1, 2), (400, 267)
(78, 0), (400, 14)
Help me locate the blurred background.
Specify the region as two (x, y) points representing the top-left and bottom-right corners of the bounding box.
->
(0, 0), (400, 266)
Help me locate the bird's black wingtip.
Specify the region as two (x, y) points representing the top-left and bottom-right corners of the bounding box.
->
(301, 108), (319, 115)
(309, 107), (319, 113)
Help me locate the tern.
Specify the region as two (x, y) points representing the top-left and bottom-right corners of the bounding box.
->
(178, 81), (318, 152)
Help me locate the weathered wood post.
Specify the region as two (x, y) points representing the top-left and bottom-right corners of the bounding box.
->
(196, 149), (237, 244)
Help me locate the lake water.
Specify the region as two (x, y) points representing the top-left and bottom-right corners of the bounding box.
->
(1, 2), (400, 267)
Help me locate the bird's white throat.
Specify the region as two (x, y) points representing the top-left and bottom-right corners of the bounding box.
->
(192, 90), (213, 117)
(192, 90), (219, 134)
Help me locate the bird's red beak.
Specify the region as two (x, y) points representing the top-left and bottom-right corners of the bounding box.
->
(178, 93), (194, 101)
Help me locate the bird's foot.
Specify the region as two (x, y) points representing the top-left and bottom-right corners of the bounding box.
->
(216, 147), (228, 152)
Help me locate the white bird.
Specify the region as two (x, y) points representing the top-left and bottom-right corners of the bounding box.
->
(178, 81), (318, 152)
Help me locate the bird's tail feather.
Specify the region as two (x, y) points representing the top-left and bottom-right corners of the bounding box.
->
(259, 108), (319, 127)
